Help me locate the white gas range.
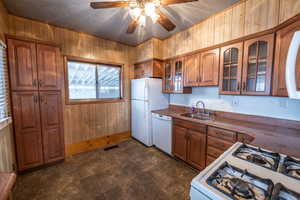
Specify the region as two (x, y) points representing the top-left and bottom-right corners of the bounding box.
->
(190, 142), (300, 200)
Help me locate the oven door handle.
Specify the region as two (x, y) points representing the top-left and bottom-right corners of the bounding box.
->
(286, 30), (300, 99)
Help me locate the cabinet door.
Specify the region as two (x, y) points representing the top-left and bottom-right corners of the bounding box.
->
(172, 125), (187, 161)
(273, 20), (300, 96)
(219, 43), (243, 95)
(8, 39), (38, 91)
(242, 34), (274, 95)
(187, 130), (206, 170)
(184, 54), (200, 87)
(163, 61), (173, 93)
(134, 63), (145, 79)
(173, 59), (184, 92)
(37, 44), (62, 90)
(39, 91), (65, 163)
(199, 48), (220, 86)
(12, 92), (43, 171)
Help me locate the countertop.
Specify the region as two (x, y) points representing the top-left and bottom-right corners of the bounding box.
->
(152, 108), (300, 158)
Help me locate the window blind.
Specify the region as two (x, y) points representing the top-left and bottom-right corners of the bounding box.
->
(0, 41), (10, 120)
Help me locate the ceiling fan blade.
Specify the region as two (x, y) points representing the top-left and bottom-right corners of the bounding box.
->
(90, 1), (129, 9)
(160, 0), (198, 6)
(156, 9), (176, 32)
(127, 18), (139, 34)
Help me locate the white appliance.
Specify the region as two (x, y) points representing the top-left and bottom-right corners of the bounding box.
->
(286, 31), (300, 99)
(152, 113), (172, 155)
(131, 78), (169, 146)
(190, 142), (300, 200)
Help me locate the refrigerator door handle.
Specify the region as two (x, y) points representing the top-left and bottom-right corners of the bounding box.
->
(286, 31), (300, 99)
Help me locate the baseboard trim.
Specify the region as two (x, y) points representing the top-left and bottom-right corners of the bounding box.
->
(65, 131), (131, 156)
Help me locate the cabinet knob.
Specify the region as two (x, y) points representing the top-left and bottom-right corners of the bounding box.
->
(242, 82), (246, 91)
(33, 80), (37, 87)
(39, 80), (43, 87)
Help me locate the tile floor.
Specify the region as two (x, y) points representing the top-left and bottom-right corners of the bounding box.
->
(14, 139), (198, 200)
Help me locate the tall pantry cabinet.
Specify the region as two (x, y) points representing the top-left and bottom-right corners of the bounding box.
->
(7, 38), (65, 171)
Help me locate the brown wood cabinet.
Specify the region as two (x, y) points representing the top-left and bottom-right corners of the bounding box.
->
(184, 54), (200, 87)
(37, 44), (62, 90)
(134, 59), (163, 79)
(219, 42), (244, 95)
(273, 20), (300, 96)
(199, 48), (220, 86)
(8, 38), (65, 171)
(183, 49), (219, 87)
(163, 58), (192, 93)
(12, 91), (44, 170)
(172, 119), (206, 170)
(219, 35), (274, 96)
(206, 127), (237, 165)
(242, 34), (274, 95)
(8, 39), (38, 91)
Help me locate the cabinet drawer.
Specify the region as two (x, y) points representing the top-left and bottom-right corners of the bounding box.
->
(208, 127), (236, 142)
(207, 146), (224, 158)
(173, 119), (206, 133)
(206, 155), (216, 166)
(207, 136), (233, 152)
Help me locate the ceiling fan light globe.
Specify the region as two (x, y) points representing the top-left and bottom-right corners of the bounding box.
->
(144, 2), (156, 17)
(129, 7), (141, 19)
(150, 13), (159, 23)
(139, 15), (146, 27)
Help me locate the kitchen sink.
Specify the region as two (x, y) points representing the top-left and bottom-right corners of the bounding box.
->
(181, 112), (213, 121)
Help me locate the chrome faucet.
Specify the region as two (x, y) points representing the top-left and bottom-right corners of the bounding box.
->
(195, 100), (206, 114)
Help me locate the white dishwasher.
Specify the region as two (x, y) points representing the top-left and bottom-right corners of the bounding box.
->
(152, 113), (172, 156)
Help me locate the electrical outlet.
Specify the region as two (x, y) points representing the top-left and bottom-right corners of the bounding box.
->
(232, 98), (239, 106)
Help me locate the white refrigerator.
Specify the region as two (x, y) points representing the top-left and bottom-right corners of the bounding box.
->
(131, 78), (169, 146)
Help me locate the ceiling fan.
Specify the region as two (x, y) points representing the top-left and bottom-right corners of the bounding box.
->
(90, 0), (198, 33)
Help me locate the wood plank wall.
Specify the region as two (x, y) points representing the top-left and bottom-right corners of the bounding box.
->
(8, 15), (135, 145)
(0, 0), (15, 173)
(162, 0), (300, 59)
(134, 37), (163, 63)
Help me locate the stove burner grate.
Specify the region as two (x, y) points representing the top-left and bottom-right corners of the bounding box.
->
(206, 162), (274, 200)
(280, 156), (300, 181)
(271, 183), (300, 200)
(233, 144), (280, 171)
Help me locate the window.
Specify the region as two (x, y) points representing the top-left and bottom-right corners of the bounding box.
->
(66, 59), (122, 102)
(0, 41), (10, 120)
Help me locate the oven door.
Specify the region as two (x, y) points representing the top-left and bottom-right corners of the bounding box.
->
(286, 31), (300, 99)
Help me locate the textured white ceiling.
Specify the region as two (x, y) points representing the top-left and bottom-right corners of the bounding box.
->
(5, 0), (239, 46)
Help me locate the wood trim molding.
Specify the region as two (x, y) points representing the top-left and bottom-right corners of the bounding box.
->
(65, 131), (131, 156)
(5, 34), (61, 48)
(134, 58), (164, 65)
(64, 55), (125, 105)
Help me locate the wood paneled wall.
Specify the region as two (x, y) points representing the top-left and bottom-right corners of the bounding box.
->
(8, 15), (134, 145)
(162, 0), (300, 59)
(134, 37), (163, 63)
(0, 125), (15, 172)
(0, 0), (15, 173)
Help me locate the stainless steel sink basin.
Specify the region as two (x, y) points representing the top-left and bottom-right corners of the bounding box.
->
(181, 112), (213, 121)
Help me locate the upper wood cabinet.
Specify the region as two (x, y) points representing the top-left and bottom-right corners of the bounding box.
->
(8, 39), (38, 91)
(199, 48), (220, 86)
(134, 59), (163, 79)
(219, 42), (243, 95)
(184, 54), (200, 87)
(242, 34), (274, 95)
(163, 58), (192, 93)
(8, 39), (62, 91)
(37, 44), (62, 90)
(273, 20), (300, 97)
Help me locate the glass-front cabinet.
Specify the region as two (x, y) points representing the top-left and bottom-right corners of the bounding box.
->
(242, 34), (274, 95)
(163, 58), (191, 93)
(219, 34), (274, 95)
(219, 43), (243, 95)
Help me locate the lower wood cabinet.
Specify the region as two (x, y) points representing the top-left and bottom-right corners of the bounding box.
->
(12, 91), (64, 171)
(172, 119), (207, 170)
